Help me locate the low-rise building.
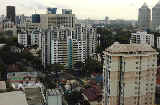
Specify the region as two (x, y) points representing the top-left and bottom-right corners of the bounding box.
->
(130, 31), (154, 47)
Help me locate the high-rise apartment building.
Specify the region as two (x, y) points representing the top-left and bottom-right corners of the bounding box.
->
(72, 39), (87, 63)
(103, 42), (158, 105)
(31, 28), (42, 49)
(138, 3), (151, 29)
(42, 26), (89, 69)
(86, 25), (97, 57)
(157, 37), (160, 49)
(42, 27), (75, 68)
(75, 24), (87, 41)
(130, 31), (154, 47)
(75, 24), (97, 57)
(18, 31), (28, 47)
(6, 6), (16, 23)
(152, 0), (160, 31)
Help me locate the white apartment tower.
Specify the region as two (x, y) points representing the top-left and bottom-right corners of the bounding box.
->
(42, 27), (73, 68)
(103, 42), (158, 105)
(86, 25), (97, 57)
(42, 26), (87, 69)
(157, 37), (160, 49)
(75, 24), (97, 57)
(130, 31), (154, 47)
(18, 31), (28, 47)
(138, 3), (151, 29)
(31, 27), (42, 49)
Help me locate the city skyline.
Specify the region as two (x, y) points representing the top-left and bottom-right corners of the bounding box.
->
(0, 0), (160, 20)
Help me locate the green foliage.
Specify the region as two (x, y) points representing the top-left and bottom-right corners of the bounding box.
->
(96, 27), (132, 53)
(64, 91), (85, 105)
(82, 57), (103, 77)
(0, 63), (5, 73)
(0, 36), (17, 46)
(46, 63), (64, 72)
(0, 46), (20, 64)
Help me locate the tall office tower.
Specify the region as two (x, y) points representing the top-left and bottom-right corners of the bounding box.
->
(40, 9), (75, 30)
(152, 0), (160, 31)
(130, 31), (154, 47)
(6, 6), (16, 23)
(105, 16), (109, 25)
(138, 3), (151, 30)
(103, 42), (158, 105)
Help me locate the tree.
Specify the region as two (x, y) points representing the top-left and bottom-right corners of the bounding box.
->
(74, 61), (83, 70)
(46, 63), (64, 72)
(96, 27), (132, 53)
(64, 91), (84, 105)
(0, 46), (20, 64)
(80, 100), (90, 105)
(82, 57), (103, 77)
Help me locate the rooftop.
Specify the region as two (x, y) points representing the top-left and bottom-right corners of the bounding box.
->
(106, 43), (156, 53)
(0, 91), (28, 105)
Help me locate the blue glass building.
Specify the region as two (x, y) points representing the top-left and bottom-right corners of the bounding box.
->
(32, 14), (40, 23)
(47, 8), (57, 14)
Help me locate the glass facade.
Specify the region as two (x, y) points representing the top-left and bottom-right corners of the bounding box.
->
(47, 8), (57, 14)
(32, 14), (40, 23)
(68, 39), (73, 69)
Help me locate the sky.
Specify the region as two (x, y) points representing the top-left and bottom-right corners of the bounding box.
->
(0, 0), (159, 20)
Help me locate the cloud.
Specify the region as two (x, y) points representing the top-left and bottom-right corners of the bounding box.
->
(1, 0), (159, 20)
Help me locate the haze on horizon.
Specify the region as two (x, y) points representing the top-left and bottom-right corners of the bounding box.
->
(0, 0), (159, 20)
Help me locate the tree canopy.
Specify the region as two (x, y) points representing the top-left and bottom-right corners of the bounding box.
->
(96, 27), (132, 53)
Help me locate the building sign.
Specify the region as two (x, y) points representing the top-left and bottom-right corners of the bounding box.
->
(7, 72), (40, 82)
